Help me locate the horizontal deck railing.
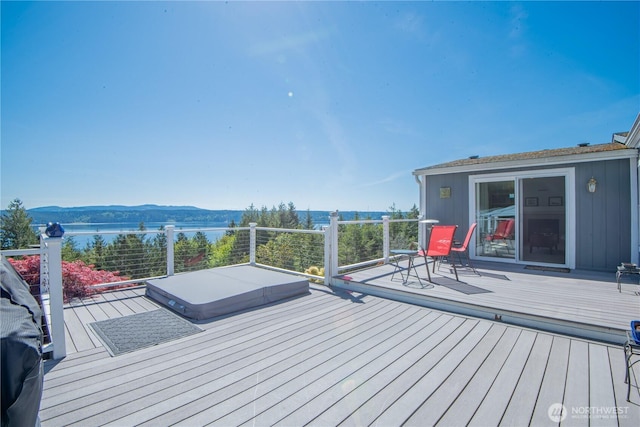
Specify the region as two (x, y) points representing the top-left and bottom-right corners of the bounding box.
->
(3, 214), (420, 359)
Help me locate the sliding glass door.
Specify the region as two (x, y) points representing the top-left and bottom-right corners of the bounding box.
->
(471, 169), (574, 268)
(476, 180), (516, 260)
(520, 176), (566, 264)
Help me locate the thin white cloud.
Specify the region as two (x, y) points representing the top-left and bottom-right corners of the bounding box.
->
(508, 3), (529, 57)
(357, 170), (412, 188)
(508, 4), (528, 40)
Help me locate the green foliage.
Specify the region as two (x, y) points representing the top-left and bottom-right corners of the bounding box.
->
(338, 214), (383, 266)
(388, 203), (420, 250)
(6, 198), (417, 286)
(209, 234), (237, 267)
(304, 265), (324, 283)
(174, 231), (211, 273)
(239, 201), (308, 229)
(61, 236), (82, 261)
(256, 233), (296, 270)
(83, 234), (108, 270)
(1, 199), (39, 249)
(336, 204), (420, 267)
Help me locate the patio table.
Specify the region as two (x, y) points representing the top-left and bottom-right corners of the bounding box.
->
(390, 249), (422, 286)
(624, 328), (640, 401)
(616, 264), (640, 292)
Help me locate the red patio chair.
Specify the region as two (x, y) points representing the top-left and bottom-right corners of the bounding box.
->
(485, 219), (514, 254)
(418, 225), (458, 282)
(451, 223), (478, 274)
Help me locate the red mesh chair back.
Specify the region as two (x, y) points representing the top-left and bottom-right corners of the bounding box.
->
(487, 219), (514, 241)
(454, 222), (477, 252)
(451, 223), (478, 274)
(426, 225), (457, 257)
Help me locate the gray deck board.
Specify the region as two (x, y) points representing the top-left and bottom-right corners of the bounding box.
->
(65, 303), (103, 348)
(62, 323), (76, 353)
(40, 268), (640, 427)
(213, 306), (433, 427)
(433, 326), (521, 426)
(610, 346), (640, 427)
(98, 290), (138, 316)
(180, 304), (417, 422)
(254, 311), (449, 427)
(84, 292), (128, 318)
(60, 304), (95, 352)
(402, 324), (508, 426)
(339, 261), (640, 343)
(105, 299), (405, 426)
(466, 329), (538, 426)
(589, 343), (619, 427)
(530, 336), (571, 426)
(499, 333), (553, 426)
(562, 340), (590, 427)
(371, 320), (492, 426)
(309, 313), (454, 427)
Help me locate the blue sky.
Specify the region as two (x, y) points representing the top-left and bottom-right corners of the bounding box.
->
(2, 1), (639, 212)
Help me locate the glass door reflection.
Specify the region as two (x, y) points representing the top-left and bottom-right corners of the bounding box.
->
(475, 180), (515, 259)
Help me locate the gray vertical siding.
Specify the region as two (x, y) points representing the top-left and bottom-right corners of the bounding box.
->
(422, 158), (632, 272)
(424, 173), (470, 242)
(575, 158), (631, 270)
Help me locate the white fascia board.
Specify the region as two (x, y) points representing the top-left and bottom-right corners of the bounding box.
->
(626, 113), (640, 148)
(413, 149), (638, 177)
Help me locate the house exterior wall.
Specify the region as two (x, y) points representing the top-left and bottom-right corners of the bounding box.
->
(421, 158), (632, 272)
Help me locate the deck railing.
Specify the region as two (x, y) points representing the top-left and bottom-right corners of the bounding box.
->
(2, 215), (419, 359)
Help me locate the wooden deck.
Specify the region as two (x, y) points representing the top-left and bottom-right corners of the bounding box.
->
(336, 260), (640, 344)
(41, 278), (640, 426)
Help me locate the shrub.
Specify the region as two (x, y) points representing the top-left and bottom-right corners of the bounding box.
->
(8, 256), (128, 302)
(305, 265), (325, 283)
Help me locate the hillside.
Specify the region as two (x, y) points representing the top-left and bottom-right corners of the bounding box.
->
(22, 205), (389, 225)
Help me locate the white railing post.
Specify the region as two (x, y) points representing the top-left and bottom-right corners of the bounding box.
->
(322, 225), (331, 286)
(249, 223), (257, 265)
(166, 225), (175, 276)
(38, 227), (46, 295)
(382, 215), (390, 263)
(42, 234), (66, 360)
(329, 211), (339, 285)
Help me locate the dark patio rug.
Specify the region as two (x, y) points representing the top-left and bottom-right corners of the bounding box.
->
(89, 309), (202, 356)
(525, 265), (571, 273)
(430, 277), (493, 295)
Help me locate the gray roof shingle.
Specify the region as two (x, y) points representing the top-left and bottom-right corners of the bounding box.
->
(416, 142), (632, 172)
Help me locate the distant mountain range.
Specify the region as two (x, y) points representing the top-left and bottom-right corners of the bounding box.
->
(21, 204), (389, 225)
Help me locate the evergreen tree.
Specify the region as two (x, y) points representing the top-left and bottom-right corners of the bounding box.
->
(61, 236), (82, 261)
(84, 234), (107, 270)
(210, 234), (236, 267)
(241, 204), (259, 226)
(147, 225), (167, 276)
(304, 209), (314, 230)
(0, 199), (39, 249)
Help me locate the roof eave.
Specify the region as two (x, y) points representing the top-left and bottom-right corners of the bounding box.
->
(625, 113), (640, 148)
(413, 148), (638, 176)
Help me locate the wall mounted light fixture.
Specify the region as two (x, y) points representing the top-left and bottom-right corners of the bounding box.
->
(587, 177), (597, 193)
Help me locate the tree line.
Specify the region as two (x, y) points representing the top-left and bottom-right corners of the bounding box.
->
(2, 199), (420, 280)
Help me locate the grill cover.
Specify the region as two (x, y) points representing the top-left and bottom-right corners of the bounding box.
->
(1, 256), (43, 427)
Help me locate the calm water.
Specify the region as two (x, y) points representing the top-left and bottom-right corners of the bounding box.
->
(43, 221), (231, 248)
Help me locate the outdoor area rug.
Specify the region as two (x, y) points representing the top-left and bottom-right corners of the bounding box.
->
(89, 309), (203, 356)
(525, 265), (571, 273)
(430, 277), (493, 295)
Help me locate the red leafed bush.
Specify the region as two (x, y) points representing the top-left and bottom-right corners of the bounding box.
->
(8, 256), (128, 302)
